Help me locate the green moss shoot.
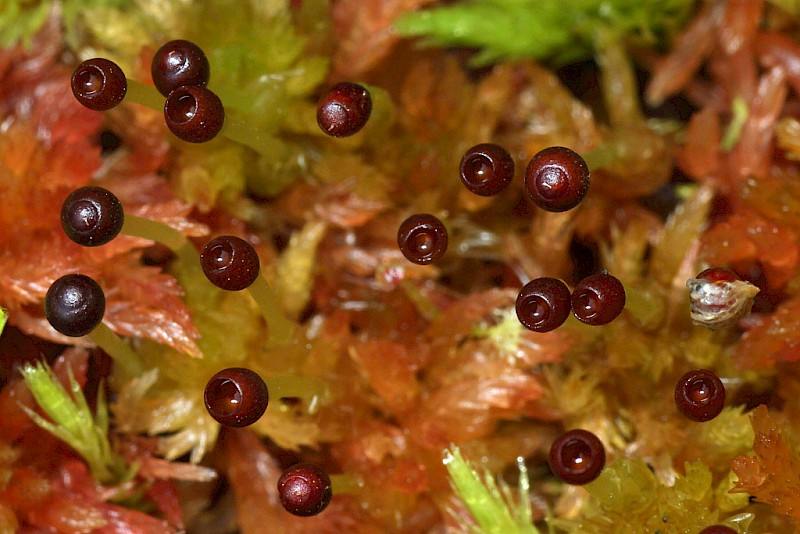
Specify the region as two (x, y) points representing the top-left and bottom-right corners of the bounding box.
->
(20, 361), (133, 484)
(395, 0), (695, 66)
(443, 446), (540, 534)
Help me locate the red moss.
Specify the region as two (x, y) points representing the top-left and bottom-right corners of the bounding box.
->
(732, 405), (800, 519)
(699, 211), (798, 291)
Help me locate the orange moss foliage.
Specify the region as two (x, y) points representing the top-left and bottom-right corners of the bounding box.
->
(0, 21), (204, 356)
(733, 297), (800, 369)
(653, 0), (800, 375)
(732, 405), (800, 519)
(699, 211), (799, 292)
(330, 0), (437, 79)
(0, 349), (182, 532)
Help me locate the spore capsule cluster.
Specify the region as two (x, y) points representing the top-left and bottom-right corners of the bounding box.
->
(72, 40), (223, 143)
(63, 40), (337, 517)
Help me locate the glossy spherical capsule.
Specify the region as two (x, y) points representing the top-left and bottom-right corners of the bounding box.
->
(571, 273), (626, 326)
(277, 463), (333, 517)
(151, 39), (210, 97)
(316, 82), (372, 137)
(204, 367), (269, 427)
(44, 274), (106, 337)
(459, 143), (515, 196)
(698, 526), (737, 534)
(61, 186), (124, 247)
(516, 278), (571, 333)
(200, 235), (260, 291)
(674, 369), (725, 422)
(548, 429), (606, 485)
(71, 58), (127, 111)
(397, 214), (448, 265)
(696, 267), (740, 283)
(164, 85), (224, 143)
(524, 146), (590, 212)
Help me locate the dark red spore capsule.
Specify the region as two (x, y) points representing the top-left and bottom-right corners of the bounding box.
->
(61, 186), (124, 247)
(164, 85), (225, 143)
(699, 526), (737, 534)
(397, 214), (448, 265)
(459, 143), (515, 196)
(151, 39), (210, 97)
(44, 274), (106, 337)
(571, 272), (626, 326)
(200, 235), (260, 291)
(316, 82), (372, 137)
(516, 277), (571, 333)
(696, 267), (740, 283)
(549, 429), (606, 485)
(674, 369), (726, 422)
(71, 58), (127, 111)
(524, 146), (590, 212)
(277, 463), (333, 517)
(204, 367), (269, 427)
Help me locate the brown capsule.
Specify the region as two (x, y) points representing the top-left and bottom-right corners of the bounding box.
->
(516, 277), (571, 332)
(571, 273), (626, 326)
(45, 274), (106, 337)
(549, 429), (606, 485)
(164, 85), (225, 143)
(61, 186), (124, 247)
(699, 526), (737, 534)
(71, 58), (127, 111)
(316, 82), (372, 137)
(674, 369), (725, 422)
(397, 214), (448, 265)
(524, 146), (590, 212)
(151, 39), (210, 97)
(277, 463), (333, 516)
(459, 143), (515, 196)
(200, 235), (260, 291)
(204, 367), (269, 427)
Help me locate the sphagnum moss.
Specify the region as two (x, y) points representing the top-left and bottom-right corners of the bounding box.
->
(2, 1), (800, 532)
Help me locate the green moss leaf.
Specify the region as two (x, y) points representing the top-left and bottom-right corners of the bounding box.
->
(443, 446), (540, 534)
(395, 0), (696, 66)
(20, 361), (132, 484)
(0, 0), (134, 49)
(552, 458), (751, 533)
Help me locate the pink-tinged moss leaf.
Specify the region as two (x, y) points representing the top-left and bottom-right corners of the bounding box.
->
(0, 31), (203, 357)
(732, 405), (800, 519)
(332, 0), (437, 78)
(733, 297), (800, 369)
(680, 107), (722, 179)
(700, 211), (799, 292)
(646, 1), (720, 106)
(349, 339), (422, 413)
(102, 262), (201, 358)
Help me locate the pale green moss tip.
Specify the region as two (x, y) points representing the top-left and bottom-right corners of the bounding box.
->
(443, 446), (540, 534)
(20, 360), (134, 484)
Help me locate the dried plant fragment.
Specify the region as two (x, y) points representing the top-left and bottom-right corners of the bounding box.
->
(686, 275), (760, 329)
